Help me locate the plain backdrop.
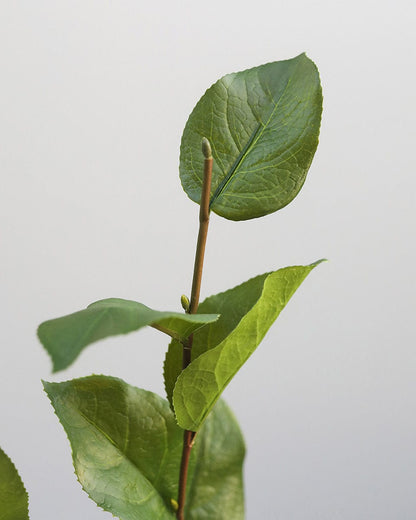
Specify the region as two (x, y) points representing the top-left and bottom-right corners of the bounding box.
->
(1, 1), (415, 519)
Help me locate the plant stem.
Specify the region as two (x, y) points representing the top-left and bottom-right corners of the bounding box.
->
(176, 138), (213, 520)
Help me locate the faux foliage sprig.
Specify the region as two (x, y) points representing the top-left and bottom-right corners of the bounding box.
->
(0, 53), (324, 520)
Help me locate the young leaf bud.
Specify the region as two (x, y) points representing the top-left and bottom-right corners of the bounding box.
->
(201, 137), (212, 159)
(181, 294), (190, 312)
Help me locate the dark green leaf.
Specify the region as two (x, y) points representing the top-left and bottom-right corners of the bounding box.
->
(0, 446), (29, 520)
(173, 261), (324, 431)
(180, 53), (322, 220)
(43, 375), (244, 520)
(38, 298), (218, 372)
(164, 339), (183, 409)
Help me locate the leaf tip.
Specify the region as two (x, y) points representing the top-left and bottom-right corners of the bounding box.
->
(312, 258), (328, 267)
(41, 380), (53, 398)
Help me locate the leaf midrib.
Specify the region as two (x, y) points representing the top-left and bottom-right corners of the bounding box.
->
(209, 75), (292, 209)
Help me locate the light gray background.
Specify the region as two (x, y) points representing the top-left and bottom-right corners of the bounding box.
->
(1, 1), (415, 519)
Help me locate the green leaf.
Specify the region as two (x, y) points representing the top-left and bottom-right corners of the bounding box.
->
(186, 399), (245, 519)
(173, 261), (324, 431)
(164, 339), (183, 408)
(43, 375), (244, 520)
(38, 298), (219, 372)
(164, 271), (268, 406)
(180, 53), (322, 221)
(0, 446), (29, 520)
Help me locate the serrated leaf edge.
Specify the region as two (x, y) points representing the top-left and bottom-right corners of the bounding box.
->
(0, 446), (30, 519)
(42, 375), (175, 519)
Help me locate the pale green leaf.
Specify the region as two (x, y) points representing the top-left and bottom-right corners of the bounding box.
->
(180, 53), (322, 220)
(43, 375), (244, 520)
(173, 261), (324, 431)
(0, 446), (29, 520)
(38, 298), (218, 372)
(164, 271), (268, 406)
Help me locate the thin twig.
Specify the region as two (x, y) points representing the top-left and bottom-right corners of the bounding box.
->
(176, 138), (213, 520)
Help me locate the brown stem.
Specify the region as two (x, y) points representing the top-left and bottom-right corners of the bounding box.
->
(176, 430), (194, 520)
(176, 139), (213, 520)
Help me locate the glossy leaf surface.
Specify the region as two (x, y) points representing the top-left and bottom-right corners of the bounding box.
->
(173, 261), (323, 431)
(180, 54), (322, 220)
(0, 446), (29, 520)
(44, 375), (244, 520)
(38, 298), (218, 372)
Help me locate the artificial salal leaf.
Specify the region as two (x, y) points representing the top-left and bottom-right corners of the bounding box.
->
(186, 398), (245, 519)
(173, 261), (324, 431)
(164, 271), (267, 407)
(44, 376), (244, 520)
(0, 446), (29, 520)
(38, 298), (218, 372)
(180, 53), (322, 221)
(164, 339), (183, 408)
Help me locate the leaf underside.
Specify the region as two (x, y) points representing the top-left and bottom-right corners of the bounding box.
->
(0, 446), (29, 520)
(44, 375), (245, 520)
(38, 298), (218, 372)
(171, 261), (324, 431)
(180, 53), (322, 220)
